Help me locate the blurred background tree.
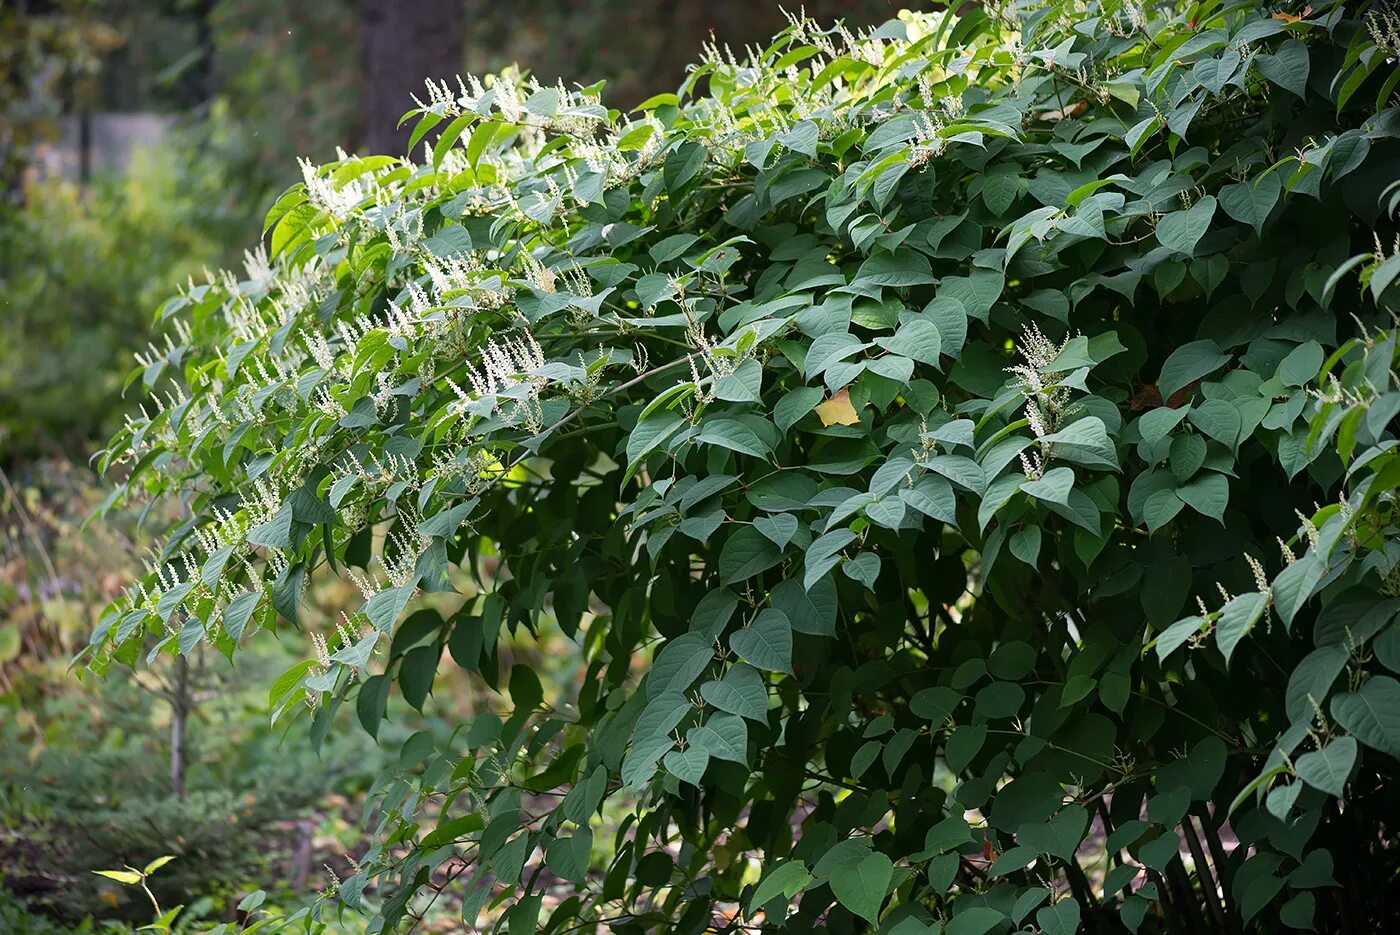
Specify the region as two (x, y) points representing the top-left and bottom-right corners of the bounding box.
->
(0, 2), (902, 930)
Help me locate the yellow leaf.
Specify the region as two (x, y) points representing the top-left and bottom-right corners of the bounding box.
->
(1042, 100), (1088, 121)
(815, 389), (860, 426)
(1271, 11), (1301, 22)
(93, 869), (142, 885)
(143, 855), (177, 875)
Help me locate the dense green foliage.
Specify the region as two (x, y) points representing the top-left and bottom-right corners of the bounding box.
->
(91, 2), (1400, 933)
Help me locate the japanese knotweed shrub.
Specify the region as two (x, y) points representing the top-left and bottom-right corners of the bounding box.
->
(92, 2), (1400, 933)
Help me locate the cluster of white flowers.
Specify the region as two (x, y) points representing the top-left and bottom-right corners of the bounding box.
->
(310, 613), (381, 685)
(686, 319), (753, 399)
(241, 244), (275, 290)
(463, 329), (545, 400)
(131, 322), (190, 373)
(381, 203), (426, 255)
(909, 112), (948, 168)
(413, 71), (605, 140)
(299, 156), (370, 222)
(336, 449), (420, 500)
(1367, 3), (1400, 63)
(779, 11), (880, 63)
(1008, 324), (1074, 479)
(1105, 0), (1147, 38)
(521, 253), (557, 293)
(112, 464), (295, 638)
(302, 329), (338, 373)
(425, 254), (510, 312)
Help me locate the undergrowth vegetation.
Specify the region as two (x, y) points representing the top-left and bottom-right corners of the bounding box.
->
(90, 1), (1400, 932)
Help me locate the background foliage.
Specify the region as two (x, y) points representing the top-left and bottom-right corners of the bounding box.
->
(55, 0), (1400, 932)
(0, 133), (243, 452)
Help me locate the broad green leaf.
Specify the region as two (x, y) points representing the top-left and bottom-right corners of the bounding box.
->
(1021, 466), (1074, 506)
(1018, 805), (1088, 861)
(663, 746), (710, 785)
(1373, 253), (1400, 301)
(875, 318), (942, 367)
(1156, 196), (1216, 257)
(719, 527), (783, 584)
(924, 296), (968, 357)
(1330, 677), (1400, 759)
(912, 686), (963, 723)
(1219, 174), (1281, 234)
(779, 120), (819, 157)
(730, 609), (793, 673)
(1188, 398), (1242, 448)
(1277, 342), (1323, 387)
(981, 169), (1021, 215)
(142, 855), (176, 875)
(93, 869), (142, 885)
(945, 906), (1006, 935)
(697, 417), (773, 459)
(1152, 615), (1207, 661)
(1159, 339), (1231, 400)
(687, 712), (749, 764)
(748, 860), (813, 919)
(1176, 473), (1228, 521)
(913, 816), (975, 860)
(901, 475), (957, 525)
(754, 512), (798, 548)
(1257, 40), (1310, 98)
(1216, 592), (1268, 665)
(853, 248), (935, 288)
(775, 387), (825, 432)
(830, 851), (893, 924)
(1294, 736), (1357, 797)
(843, 550), (882, 589)
(945, 723), (987, 774)
(1144, 487), (1185, 532)
(399, 644), (438, 710)
(647, 633), (715, 699)
(222, 591), (262, 641)
(364, 585), (416, 632)
(1273, 554), (1325, 627)
(1139, 407), (1189, 444)
(545, 829), (592, 884)
(771, 576), (838, 636)
(1041, 417), (1119, 470)
(1286, 646), (1349, 724)
(715, 358), (764, 402)
(1036, 899), (1081, 935)
(700, 663), (769, 720)
(975, 680), (1026, 718)
(1009, 525), (1041, 565)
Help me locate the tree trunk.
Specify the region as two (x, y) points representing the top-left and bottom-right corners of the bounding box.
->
(360, 0), (464, 157)
(175, 0), (216, 110)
